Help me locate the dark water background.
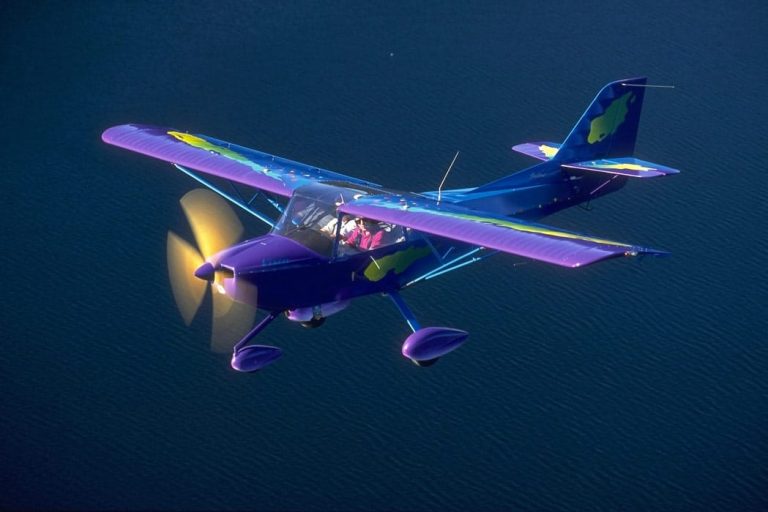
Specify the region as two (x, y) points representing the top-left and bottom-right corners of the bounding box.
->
(2, 2), (767, 510)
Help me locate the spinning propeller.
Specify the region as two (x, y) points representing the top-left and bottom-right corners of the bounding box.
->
(166, 189), (256, 353)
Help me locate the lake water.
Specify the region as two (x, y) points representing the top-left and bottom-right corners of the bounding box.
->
(2, 2), (767, 510)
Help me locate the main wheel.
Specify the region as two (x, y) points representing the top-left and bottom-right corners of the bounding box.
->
(300, 317), (325, 329)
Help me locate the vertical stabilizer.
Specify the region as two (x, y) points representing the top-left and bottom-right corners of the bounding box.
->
(554, 77), (647, 163)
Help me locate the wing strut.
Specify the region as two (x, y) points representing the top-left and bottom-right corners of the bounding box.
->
(174, 164), (277, 228)
(405, 247), (499, 286)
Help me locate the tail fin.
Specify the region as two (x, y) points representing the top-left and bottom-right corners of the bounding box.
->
(553, 77), (647, 163)
(469, 77), (678, 195)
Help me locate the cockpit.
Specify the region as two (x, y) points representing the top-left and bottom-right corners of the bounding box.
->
(272, 183), (406, 258)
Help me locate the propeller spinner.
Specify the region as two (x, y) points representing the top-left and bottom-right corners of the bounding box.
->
(166, 189), (256, 353)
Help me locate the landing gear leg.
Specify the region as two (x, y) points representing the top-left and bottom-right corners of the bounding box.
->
(387, 292), (468, 367)
(230, 311), (283, 372)
(387, 291), (421, 333)
(387, 292), (428, 366)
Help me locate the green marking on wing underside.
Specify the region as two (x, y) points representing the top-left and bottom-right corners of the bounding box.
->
(448, 211), (631, 247)
(167, 131), (284, 181)
(364, 246), (431, 282)
(595, 162), (655, 171)
(539, 144), (559, 158)
(370, 201), (632, 248)
(587, 92), (634, 144)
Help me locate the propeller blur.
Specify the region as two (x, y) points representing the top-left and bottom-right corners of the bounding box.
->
(166, 189), (256, 353)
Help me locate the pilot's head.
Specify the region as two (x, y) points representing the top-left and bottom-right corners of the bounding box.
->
(360, 218), (378, 231)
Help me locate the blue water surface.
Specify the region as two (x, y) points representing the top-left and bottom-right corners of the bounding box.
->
(1, 1), (767, 510)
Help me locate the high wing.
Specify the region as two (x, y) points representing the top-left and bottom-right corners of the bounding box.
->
(102, 124), (381, 198)
(338, 194), (665, 268)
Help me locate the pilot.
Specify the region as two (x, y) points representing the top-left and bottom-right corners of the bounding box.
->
(338, 215), (357, 237)
(320, 214), (356, 237)
(344, 218), (383, 250)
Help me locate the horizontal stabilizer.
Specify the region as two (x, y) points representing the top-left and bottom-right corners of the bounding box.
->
(512, 142), (562, 161)
(339, 194), (666, 268)
(562, 157), (680, 178)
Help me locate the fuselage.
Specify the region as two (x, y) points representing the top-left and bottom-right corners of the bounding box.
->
(213, 165), (627, 314)
(431, 160), (628, 220)
(210, 182), (461, 312)
(217, 233), (438, 311)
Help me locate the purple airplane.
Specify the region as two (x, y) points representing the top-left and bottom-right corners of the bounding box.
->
(102, 77), (679, 372)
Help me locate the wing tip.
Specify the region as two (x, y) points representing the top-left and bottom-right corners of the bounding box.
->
(102, 124), (174, 145)
(101, 124), (127, 144)
(563, 246), (670, 268)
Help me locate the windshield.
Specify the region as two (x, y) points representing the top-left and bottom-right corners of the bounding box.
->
(272, 184), (362, 257)
(272, 183), (409, 258)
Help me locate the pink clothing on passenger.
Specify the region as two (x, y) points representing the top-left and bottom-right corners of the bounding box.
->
(345, 226), (383, 250)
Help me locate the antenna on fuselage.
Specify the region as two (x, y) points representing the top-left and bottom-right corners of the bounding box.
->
(437, 150), (460, 205)
(621, 83), (675, 89)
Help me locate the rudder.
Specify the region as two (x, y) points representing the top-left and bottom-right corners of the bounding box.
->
(553, 77), (647, 163)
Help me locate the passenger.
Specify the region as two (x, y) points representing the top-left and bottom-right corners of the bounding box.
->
(343, 218), (383, 250)
(319, 216), (338, 235)
(365, 221), (384, 250)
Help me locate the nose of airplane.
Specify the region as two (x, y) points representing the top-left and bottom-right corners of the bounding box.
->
(194, 261), (216, 281)
(217, 234), (323, 273)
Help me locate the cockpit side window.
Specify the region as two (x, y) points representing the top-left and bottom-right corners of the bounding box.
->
(337, 217), (407, 256)
(272, 184), (408, 258)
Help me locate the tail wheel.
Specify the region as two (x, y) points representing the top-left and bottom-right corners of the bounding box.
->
(300, 317), (326, 329)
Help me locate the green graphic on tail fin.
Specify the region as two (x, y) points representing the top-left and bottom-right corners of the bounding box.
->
(555, 77), (646, 162)
(587, 92), (635, 144)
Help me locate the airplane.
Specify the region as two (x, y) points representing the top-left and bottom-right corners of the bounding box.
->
(102, 77), (679, 372)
